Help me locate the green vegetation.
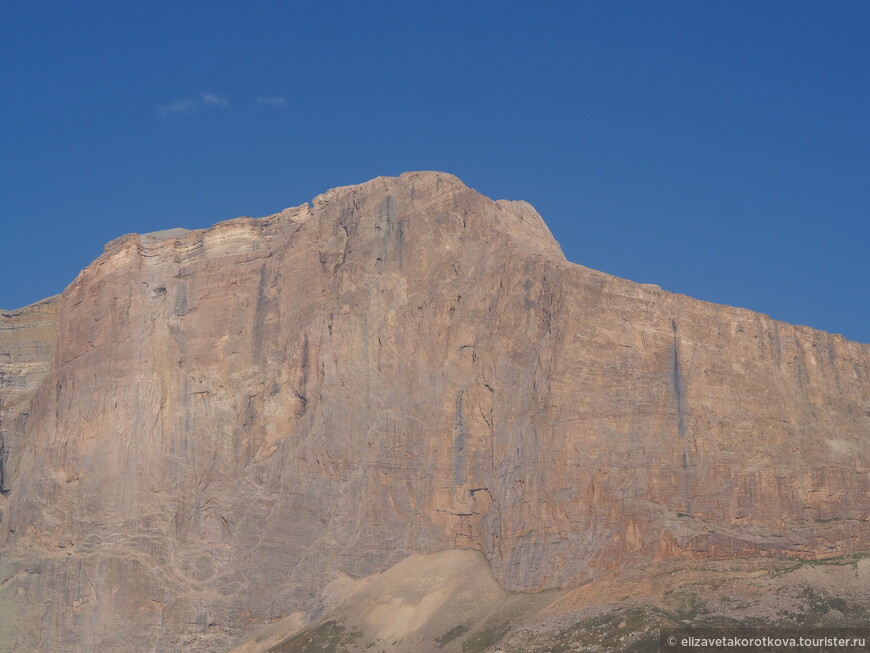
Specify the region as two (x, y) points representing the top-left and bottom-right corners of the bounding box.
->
(539, 606), (675, 653)
(269, 620), (362, 653)
(434, 623), (471, 648)
(766, 552), (869, 578)
(461, 621), (512, 653)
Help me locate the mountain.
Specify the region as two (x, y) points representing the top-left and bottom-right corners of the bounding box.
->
(1, 172), (868, 652)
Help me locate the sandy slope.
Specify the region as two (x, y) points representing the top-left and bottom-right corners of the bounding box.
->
(230, 550), (870, 652)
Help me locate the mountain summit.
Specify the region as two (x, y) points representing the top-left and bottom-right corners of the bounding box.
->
(1, 172), (868, 651)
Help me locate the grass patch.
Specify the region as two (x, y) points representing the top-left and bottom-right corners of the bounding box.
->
(461, 621), (511, 653)
(268, 620), (362, 653)
(435, 623), (471, 648)
(766, 552), (870, 578)
(544, 606), (674, 653)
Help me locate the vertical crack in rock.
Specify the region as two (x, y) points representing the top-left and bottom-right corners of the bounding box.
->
(452, 389), (467, 488)
(380, 194), (394, 232)
(0, 433), (7, 495)
(672, 319), (691, 515)
(671, 320), (687, 439)
(296, 334), (310, 417)
(170, 281), (199, 531)
(252, 265), (269, 365)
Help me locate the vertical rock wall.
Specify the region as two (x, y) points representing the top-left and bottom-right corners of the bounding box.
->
(1, 172), (868, 651)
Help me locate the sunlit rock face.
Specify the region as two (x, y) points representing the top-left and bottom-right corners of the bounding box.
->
(1, 171), (868, 651)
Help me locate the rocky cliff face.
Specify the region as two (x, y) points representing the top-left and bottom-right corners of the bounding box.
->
(1, 171), (868, 651)
(0, 296), (60, 498)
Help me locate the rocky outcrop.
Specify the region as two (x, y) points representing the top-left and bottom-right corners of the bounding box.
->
(1, 172), (868, 651)
(0, 296), (61, 497)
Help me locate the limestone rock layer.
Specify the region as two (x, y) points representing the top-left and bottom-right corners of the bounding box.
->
(0, 171), (868, 651)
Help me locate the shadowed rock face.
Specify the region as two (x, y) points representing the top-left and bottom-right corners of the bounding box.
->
(0, 171), (868, 651)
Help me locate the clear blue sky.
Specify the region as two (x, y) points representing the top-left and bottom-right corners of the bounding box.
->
(3, 2), (868, 343)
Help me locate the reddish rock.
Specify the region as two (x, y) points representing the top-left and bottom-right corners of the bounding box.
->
(1, 172), (868, 651)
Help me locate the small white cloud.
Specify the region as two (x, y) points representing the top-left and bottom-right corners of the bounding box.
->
(201, 92), (227, 107)
(158, 92), (228, 116)
(158, 98), (197, 116)
(257, 96), (287, 108)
